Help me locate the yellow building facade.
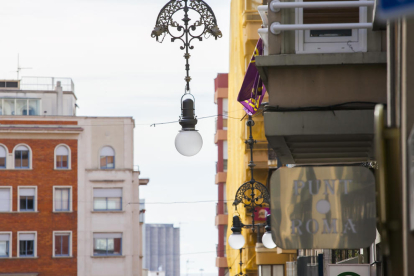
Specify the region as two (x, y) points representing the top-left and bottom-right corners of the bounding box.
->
(226, 1), (296, 275)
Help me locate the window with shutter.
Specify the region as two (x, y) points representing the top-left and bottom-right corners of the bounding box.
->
(296, 0), (368, 53)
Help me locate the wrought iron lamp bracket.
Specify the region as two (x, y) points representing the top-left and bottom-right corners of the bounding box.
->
(233, 116), (271, 228)
(151, 0), (222, 91)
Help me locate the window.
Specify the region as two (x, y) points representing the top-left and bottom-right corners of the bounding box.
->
(0, 233), (11, 257)
(0, 145), (6, 168)
(53, 232), (72, 257)
(0, 187), (12, 212)
(258, 265), (284, 276)
(55, 145), (70, 169)
(19, 187), (36, 212)
(295, 0), (367, 54)
(93, 233), (122, 256)
(100, 146), (115, 169)
(93, 188), (122, 211)
(14, 145), (30, 169)
(18, 233), (36, 257)
(0, 99), (41, 116)
(54, 188), (71, 212)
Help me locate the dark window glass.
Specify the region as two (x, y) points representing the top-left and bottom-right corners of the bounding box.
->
(310, 29), (353, 37)
(0, 82), (5, 87)
(20, 196), (34, 211)
(15, 150), (29, 168)
(55, 235), (70, 256)
(6, 82), (18, 88)
(0, 157), (5, 168)
(19, 240), (34, 257)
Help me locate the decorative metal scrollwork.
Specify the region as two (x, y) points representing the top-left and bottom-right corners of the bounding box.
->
(151, 0), (222, 47)
(233, 181), (271, 208)
(151, 0), (222, 91)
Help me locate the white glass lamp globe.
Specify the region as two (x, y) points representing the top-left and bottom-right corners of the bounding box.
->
(228, 233), (245, 250)
(175, 130), (203, 156)
(262, 232), (277, 249)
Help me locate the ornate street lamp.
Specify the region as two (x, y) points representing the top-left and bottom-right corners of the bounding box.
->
(229, 116), (277, 250)
(151, 0), (222, 156)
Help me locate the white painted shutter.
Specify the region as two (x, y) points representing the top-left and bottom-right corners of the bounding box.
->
(0, 189), (10, 212)
(20, 188), (35, 196)
(93, 233), (122, 239)
(93, 188), (122, 198)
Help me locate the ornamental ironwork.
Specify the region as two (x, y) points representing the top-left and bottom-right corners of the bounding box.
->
(233, 116), (271, 225)
(151, 0), (222, 91)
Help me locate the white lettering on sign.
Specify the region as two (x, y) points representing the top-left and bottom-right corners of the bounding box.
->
(290, 219), (357, 235)
(306, 219), (319, 234)
(322, 219), (338, 234)
(293, 179), (352, 195)
(343, 219), (357, 233)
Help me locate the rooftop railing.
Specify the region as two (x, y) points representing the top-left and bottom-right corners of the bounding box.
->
(20, 77), (75, 92)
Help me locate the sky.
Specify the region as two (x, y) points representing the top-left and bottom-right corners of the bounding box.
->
(0, 0), (231, 275)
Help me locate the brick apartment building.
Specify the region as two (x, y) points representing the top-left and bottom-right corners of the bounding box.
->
(0, 78), (148, 276)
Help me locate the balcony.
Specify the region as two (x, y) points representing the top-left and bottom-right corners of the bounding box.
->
(255, 1), (386, 165)
(215, 214), (228, 226)
(215, 129), (227, 143)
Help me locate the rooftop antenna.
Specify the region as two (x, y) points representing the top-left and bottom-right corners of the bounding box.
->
(16, 54), (32, 80)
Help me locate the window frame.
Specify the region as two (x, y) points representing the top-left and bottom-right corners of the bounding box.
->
(17, 231), (37, 258)
(0, 98), (42, 116)
(258, 265), (285, 276)
(54, 144), (71, 170)
(53, 186), (72, 212)
(0, 144), (8, 169)
(295, 0), (368, 54)
(99, 146), (115, 170)
(92, 233), (123, 257)
(0, 186), (12, 213)
(13, 144), (32, 169)
(0, 232), (12, 258)
(18, 186), (38, 212)
(53, 231), (72, 257)
(93, 188), (123, 212)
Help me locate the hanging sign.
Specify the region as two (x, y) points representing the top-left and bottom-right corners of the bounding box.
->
(270, 166), (376, 249)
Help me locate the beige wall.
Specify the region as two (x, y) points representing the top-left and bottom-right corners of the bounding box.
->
(76, 117), (141, 276)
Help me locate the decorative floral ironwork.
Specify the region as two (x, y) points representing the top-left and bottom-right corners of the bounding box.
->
(151, 0), (222, 91)
(233, 180), (271, 208)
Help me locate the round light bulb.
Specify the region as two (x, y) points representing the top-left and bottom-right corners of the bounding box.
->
(175, 130), (203, 156)
(262, 231), (277, 249)
(228, 233), (245, 250)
